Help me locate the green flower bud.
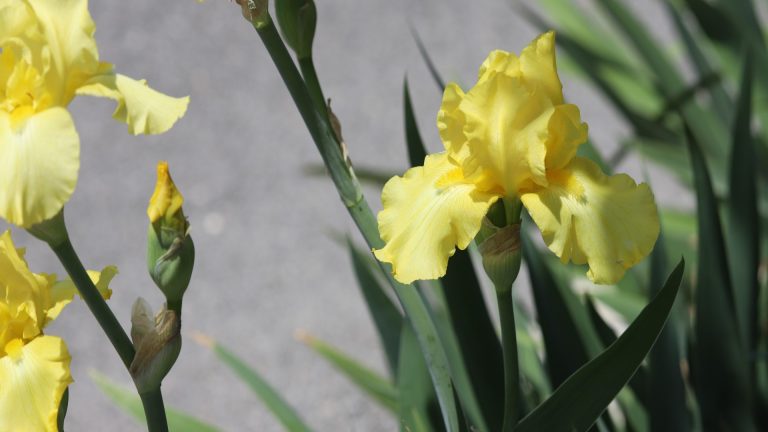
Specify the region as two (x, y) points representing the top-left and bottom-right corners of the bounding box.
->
(275, 0), (317, 59)
(476, 200), (522, 292)
(147, 162), (194, 311)
(130, 298), (181, 393)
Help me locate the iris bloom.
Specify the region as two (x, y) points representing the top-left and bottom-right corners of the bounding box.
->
(0, 230), (115, 431)
(0, 0), (189, 228)
(374, 32), (659, 285)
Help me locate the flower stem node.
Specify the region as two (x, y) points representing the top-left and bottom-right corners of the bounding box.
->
(275, 0), (317, 59)
(130, 298), (181, 394)
(237, 0), (270, 28)
(147, 162), (194, 310)
(477, 219), (522, 293)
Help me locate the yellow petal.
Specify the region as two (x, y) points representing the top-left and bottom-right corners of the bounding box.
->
(477, 32), (563, 105)
(23, 0), (101, 104)
(76, 72), (189, 135)
(0, 108), (79, 227)
(437, 83), (469, 162)
(521, 157), (660, 284)
(0, 335), (72, 432)
(47, 265), (117, 324)
(458, 71), (586, 194)
(147, 161), (186, 227)
(373, 153), (500, 284)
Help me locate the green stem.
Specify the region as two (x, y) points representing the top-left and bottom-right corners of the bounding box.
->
(140, 389), (169, 432)
(252, 16), (460, 431)
(51, 237), (169, 432)
(298, 56), (327, 116)
(496, 286), (520, 431)
(52, 238), (135, 368)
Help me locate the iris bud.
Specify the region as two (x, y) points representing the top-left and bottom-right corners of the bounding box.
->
(147, 162), (194, 311)
(275, 0), (317, 59)
(130, 298), (181, 393)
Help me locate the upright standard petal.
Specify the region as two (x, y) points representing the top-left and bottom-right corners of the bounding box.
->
(477, 32), (563, 105)
(23, 0), (101, 103)
(0, 108), (79, 227)
(374, 153), (500, 283)
(0, 335), (72, 432)
(77, 72), (189, 135)
(521, 157), (660, 284)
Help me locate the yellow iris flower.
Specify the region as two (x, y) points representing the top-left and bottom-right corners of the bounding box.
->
(0, 230), (115, 431)
(0, 0), (189, 228)
(374, 32), (659, 285)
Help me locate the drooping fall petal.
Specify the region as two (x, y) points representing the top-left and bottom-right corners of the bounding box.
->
(0, 335), (72, 432)
(46, 265), (117, 324)
(521, 157), (660, 284)
(0, 108), (79, 228)
(77, 72), (189, 135)
(374, 153), (500, 284)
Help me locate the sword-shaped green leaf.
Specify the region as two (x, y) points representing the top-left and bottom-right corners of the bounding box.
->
(686, 125), (756, 430)
(513, 260), (685, 432)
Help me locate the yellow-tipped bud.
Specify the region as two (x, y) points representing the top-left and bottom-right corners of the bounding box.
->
(148, 161), (187, 235)
(147, 162), (194, 309)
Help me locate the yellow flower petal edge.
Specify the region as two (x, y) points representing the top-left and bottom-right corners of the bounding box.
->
(375, 31), (659, 285)
(0, 109), (80, 228)
(147, 161), (186, 227)
(0, 335), (72, 432)
(521, 157), (660, 284)
(77, 72), (190, 135)
(0, 0), (188, 227)
(0, 230), (117, 430)
(373, 153), (500, 284)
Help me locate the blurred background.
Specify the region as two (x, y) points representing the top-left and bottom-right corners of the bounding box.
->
(0, 0), (692, 430)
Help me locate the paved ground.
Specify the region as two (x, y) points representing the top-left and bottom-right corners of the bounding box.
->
(2, 0), (688, 430)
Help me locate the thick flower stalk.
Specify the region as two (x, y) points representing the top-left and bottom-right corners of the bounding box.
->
(0, 230), (114, 431)
(374, 31), (659, 286)
(0, 0), (189, 228)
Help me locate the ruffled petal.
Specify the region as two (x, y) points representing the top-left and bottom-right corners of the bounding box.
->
(0, 108), (79, 228)
(47, 265), (117, 324)
(76, 72), (189, 135)
(23, 0), (101, 103)
(459, 71), (553, 192)
(521, 157), (659, 284)
(373, 153), (500, 283)
(0, 335), (72, 432)
(477, 32), (563, 105)
(437, 83), (469, 162)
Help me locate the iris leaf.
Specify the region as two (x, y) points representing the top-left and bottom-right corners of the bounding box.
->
(90, 371), (220, 432)
(513, 260), (685, 432)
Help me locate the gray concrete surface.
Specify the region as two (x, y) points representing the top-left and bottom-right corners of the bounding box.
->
(1, 0), (690, 430)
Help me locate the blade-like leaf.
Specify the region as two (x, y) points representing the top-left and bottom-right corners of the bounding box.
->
(348, 239), (403, 375)
(409, 26), (445, 92)
(686, 125), (756, 430)
(398, 321), (438, 432)
(402, 82), (504, 429)
(90, 371), (220, 432)
(404, 78), (428, 166)
(513, 259), (685, 432)
(431, 283), (491, 431)
(585, 297), (649, 410)
(522, 231), (597, 386)
(298, 332), (398, 413)
(205, 341), (313, 432)
(647, 232), (690, 432)
(726, 51), (759, 353)
(57, 387), (69, 432)
(667, 3), (733, 124)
